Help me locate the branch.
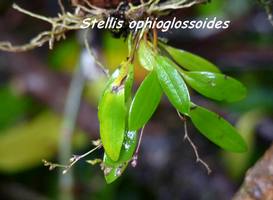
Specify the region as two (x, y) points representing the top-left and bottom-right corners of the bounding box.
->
(0, 0), (209, 52)
(233, 143), (273, 200)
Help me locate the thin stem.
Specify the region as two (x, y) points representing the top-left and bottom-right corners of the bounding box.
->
(58, 0), (65, 14)
(62, 144), (102, 174)
(129, 27), (147, 63)
(12, 4), (54, 24)
(83, 30), (110, 77)
(153, 24), (158, 48)
(0, 0), (208, 53)
(131, 126), (145, 167)
(177, 111), (212, 174)
(150, 0), (207, 12)
(136, 126), (145, 155)
(43, 142), (102, 172)
(58, 57), (86, 200)
(83, 0), (107, 12)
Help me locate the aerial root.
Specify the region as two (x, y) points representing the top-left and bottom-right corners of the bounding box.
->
(177, 110), (212, 174)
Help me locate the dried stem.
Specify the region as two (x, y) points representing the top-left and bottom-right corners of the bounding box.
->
(83, 0), (107, 13)
(0, 0), (207, 52)
(83, 30), (110, 77)
(62, 144), (102, 174)
(43, 141), (102, 174)
(153, 24), (158, 48)
(58, 0), (66, 14)
(12, 4), (53, 23)
(177, 111), (211, 174)
(0, 4), (99, 52)
(149, 0), (208, 12)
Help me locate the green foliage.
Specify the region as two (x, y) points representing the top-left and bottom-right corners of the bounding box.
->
(98, 69), (127, 161)
(97, 38), (247, 183)
(190, 105), (247, 152)
(155, 56), (190, 115)
(137, 40), (156, 71)
(103, 130), (138, 183)
(181, 71), (247, 102)
(129, 71), (162, 131)
(125, 63), (134, 103)
(0, 86), (32, 130)
(48, 38), (80, 72)
(163, 45), (220, 73)
(0, 112), (86, 172)
(102, 33), (128, 69)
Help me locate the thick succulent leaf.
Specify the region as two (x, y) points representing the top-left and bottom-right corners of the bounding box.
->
(155, 56), (190, 115)
(164, 45), (220, 73)
(129, 71), (162, 131)
(98, 74), (126, 161)
(181, 71), (247, 102)
(103, 130), (138, 183)
(190, 105), (247, 152)
(138, 40), (156, 71)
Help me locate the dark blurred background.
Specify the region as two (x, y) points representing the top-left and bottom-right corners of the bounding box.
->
(0, 0), (273, 200)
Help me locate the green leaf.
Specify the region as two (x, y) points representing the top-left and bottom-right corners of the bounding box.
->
(129, 71), (162, 131)
(222, 110), (264, 180)
(181, 71), (247, 102)
(102, 68), (120, 94)
(155, 56), (190, 115)
(103, 32), (128, 68)
(0, 112), (59, 172)
(0, 86), (32, 130)
(163, 45), (220, 73)
(98, 73), (127, 161)
(125, 63), (134, 103)
(0, 112), (86, 173)
(49, 38), (80, 72)
(190, 105), (247, 152)
(138, 40), (156, 71)
(103, 130), (138, 183)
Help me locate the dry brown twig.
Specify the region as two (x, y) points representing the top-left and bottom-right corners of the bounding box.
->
(0, 0), (208, 52)
(0, 3), (103, 52)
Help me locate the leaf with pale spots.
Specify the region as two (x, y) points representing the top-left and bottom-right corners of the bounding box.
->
(138, 40), (156, 71)
(103, 130), (138, 184)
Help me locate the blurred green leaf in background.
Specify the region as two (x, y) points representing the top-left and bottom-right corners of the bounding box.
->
(0, 86), (32, 131)
(0, 112), (87, 173)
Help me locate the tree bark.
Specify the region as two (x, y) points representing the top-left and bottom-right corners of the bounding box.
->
(234, 144), (273, 200)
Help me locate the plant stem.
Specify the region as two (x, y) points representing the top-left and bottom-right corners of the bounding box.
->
(58, 59), (86, 200)
(153, 25), (158, 49)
